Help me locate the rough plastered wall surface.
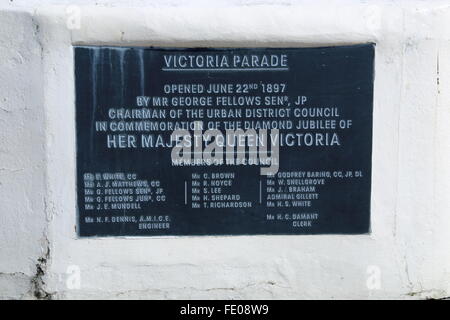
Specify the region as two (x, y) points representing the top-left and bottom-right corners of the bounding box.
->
(0, 0), (449, 299)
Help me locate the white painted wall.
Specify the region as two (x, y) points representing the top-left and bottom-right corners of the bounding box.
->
(0, 0), (449, 299)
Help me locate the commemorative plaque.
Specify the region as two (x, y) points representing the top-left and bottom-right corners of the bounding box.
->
(75, 44), (374, 237)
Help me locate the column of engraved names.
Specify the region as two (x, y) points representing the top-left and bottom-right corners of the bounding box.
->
(82, 172), (166, 212)
(189, 172), (253, 209)
(264, 171), (326, 209)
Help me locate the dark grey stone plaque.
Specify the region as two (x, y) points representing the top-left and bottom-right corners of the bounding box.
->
(75, 44), (374, 237)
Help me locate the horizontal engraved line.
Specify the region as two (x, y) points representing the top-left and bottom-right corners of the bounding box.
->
(161, 67), (289, 72)
(190, 151), (262, 154)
